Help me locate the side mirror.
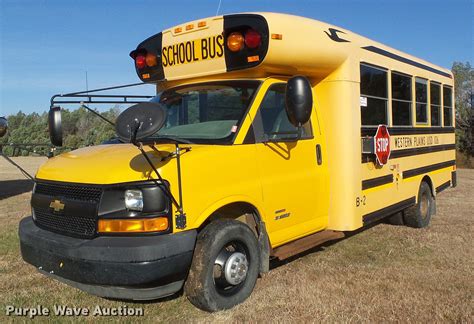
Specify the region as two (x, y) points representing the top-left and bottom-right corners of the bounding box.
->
(115, 102), (167, 143)
(285, 76), (313, 127)
(49, 106), (63, 147)
(0, 117), (7, 138)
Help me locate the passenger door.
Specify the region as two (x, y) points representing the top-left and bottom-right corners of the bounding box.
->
(252, 82), (327, 246)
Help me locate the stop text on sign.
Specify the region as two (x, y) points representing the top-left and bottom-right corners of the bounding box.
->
(376, 138), (389, 152)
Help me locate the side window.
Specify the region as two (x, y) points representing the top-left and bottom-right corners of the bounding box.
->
(443, 86), (453, 126)
(430, 82), (441, 126)
(415, 77), (428, 124)
(392, 72), (412, 126)
(360, 64), (388, 125)
(253, 83), (312, 142)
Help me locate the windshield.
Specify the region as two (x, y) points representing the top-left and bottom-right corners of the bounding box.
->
(149, 80), (260, 144)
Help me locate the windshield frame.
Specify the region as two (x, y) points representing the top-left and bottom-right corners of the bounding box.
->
(147, 80), (262, 145)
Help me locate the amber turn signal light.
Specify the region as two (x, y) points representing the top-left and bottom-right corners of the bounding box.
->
(145, 53), (158, 67)
(98, 217), (168, 233)
(227, 32), (244, 52)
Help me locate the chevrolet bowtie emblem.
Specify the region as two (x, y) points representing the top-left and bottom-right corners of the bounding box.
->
(49, 200), (65, 212)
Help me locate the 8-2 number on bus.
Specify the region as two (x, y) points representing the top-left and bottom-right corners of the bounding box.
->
(356, 195), (366, 207)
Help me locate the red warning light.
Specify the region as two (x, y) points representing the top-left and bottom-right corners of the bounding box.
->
(244, 29), (261, 49)
(135, 55), (146, 69)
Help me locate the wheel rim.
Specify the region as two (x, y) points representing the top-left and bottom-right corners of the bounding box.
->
(420, 191), (430, 220)
(213, 240), (250, 296)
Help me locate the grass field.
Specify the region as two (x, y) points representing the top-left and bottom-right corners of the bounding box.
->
(0, 157), (472, 322)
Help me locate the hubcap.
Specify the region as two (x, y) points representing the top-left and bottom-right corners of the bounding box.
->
(213, 241), (250, 293)
(224, 252), (248, 285)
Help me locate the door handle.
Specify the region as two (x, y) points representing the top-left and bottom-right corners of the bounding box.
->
(316, 144), (322, 165)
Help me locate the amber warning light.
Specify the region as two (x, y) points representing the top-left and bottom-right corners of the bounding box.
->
(226, 29), (262, 52)
(133, 51), (158, 69)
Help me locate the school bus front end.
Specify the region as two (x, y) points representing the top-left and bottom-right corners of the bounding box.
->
(18, 80), (267, 302)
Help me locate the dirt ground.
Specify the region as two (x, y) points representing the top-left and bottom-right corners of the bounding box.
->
(0, 157), (472, 322)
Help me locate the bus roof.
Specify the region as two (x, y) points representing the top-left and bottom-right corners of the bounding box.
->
(130, 12), (453, 85)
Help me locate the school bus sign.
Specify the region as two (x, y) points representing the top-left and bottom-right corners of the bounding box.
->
(161, 35), (224, 67)
(374, 125), (391, 165)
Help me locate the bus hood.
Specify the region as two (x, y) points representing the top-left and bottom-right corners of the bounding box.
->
(35, 143), (191, 185)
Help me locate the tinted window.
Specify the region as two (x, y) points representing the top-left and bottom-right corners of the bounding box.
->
(443, 86), (453, 107)
(415, 78), (428, 123)
(392, 72), (412, 126)
(255, 83), (312, 141)
(431, 105), (441, 126)
(415, 78), (427, 103)
(443, 86), (453, 126)
(361, 97), (387, 125)
(392, 72), (412, 101)
(360, 64), (387, 98)
(430, 82), (441, 105)
(430, 82), (441, 126)
(443, 108), (452, 126)
(360, 64), (388, 125)
(392, 101), (411, 126)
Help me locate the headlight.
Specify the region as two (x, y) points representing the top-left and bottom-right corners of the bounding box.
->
(124, 189), (143, 211)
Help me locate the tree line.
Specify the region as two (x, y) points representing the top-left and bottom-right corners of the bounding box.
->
(0, 62), (472, 161)
(0, 107), (120, 156)
(452, 62), (474, 165)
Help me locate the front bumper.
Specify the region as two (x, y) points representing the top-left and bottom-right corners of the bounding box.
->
(19, 216), (196, 300)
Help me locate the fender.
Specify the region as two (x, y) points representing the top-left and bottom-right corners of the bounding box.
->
(191, 194), (267, 229)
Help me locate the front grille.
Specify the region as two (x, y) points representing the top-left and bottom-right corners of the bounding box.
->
(34, 208), (97, 238)
(35, 182), (102, 202)
(33, 182), (102, 238)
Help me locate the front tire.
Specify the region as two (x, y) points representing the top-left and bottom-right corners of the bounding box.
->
(403, 181), (433, 228)
(185, 219), (260, 312)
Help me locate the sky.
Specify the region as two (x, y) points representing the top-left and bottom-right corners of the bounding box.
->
(0, 0), (472, 116)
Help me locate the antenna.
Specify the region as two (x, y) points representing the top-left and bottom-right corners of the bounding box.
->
(85, 70), (89, 93)
(216, 0), (222, 16)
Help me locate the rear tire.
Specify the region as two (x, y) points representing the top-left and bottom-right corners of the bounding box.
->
(403, 181), (433, 228)
(387, 211), (405, 225)
(185, 219), (260, 312)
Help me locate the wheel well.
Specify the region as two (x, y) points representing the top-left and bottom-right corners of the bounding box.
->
(198, 202), (271, 274)
(198, 202), (261, 236)
(421, 175), (435, 197)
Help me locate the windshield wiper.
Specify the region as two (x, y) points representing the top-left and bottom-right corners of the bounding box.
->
(151, 135), (194, 144)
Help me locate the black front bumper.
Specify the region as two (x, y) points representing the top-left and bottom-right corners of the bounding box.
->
(19, 217), (196, 300)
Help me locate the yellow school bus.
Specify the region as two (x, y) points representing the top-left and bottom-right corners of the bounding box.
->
(19, 13), (456, 311)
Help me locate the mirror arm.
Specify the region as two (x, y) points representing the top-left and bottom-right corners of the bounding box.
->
(80, 104), (115, 126)
(130, 120), (142, 145)
(148, 143), (187, 229)
(297, 124), (302, 140)
(135, 143), (181, 211)
(0, 151), (35, 182)
(175, 145), (184, 209)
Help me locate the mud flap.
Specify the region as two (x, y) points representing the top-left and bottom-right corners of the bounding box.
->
(257, 219), (270, 273)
